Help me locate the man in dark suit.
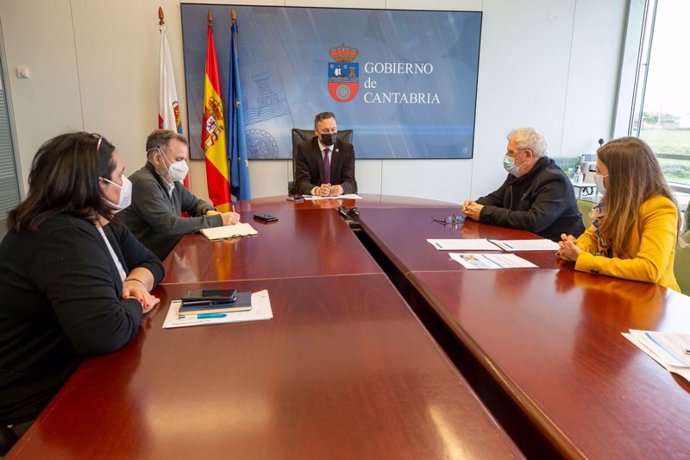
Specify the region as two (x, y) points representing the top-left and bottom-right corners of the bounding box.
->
(293, 112), (357, 196)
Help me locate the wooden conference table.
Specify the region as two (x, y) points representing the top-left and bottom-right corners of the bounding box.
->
(7, 195), (521, 460)
(357, 205), (690, 458)
(160, 194), (454, 283)
(10, 195), (690, 459)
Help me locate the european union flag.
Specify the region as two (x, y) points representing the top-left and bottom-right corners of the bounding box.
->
(227, 13), (251, 200)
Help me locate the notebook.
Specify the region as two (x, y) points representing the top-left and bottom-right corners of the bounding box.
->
(200, 223), (258, 240)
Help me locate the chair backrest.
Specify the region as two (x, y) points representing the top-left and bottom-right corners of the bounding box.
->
(0, 425), (18, 455)
(577, 199), (597, 229)
(674, 231), (690, 295)
(289, 128), (353, 193)
(290, 128), (353, 157)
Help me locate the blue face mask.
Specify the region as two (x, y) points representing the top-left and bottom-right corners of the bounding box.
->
(503, 150), (525, 176)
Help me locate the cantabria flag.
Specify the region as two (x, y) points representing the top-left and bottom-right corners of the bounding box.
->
(158, 24), (182, 134)
(158, 21), (190, 189)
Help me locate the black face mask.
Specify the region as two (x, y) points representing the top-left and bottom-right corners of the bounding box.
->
(319, 133), (336, 146)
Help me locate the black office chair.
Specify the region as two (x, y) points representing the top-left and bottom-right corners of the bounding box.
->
(289, 128), (353, 194)
(0, 425), (18, 455)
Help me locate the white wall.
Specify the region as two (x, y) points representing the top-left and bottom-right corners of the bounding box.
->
(0, 0), (627, 203)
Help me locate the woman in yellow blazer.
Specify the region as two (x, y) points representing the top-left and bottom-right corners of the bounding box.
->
(557, 137), (681, 291)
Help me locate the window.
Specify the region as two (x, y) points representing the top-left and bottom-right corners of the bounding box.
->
(630, 0), (690, 190)
(0, 29), (21, 238)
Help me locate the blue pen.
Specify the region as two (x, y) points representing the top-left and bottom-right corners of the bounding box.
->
(197, 313), (227, 319)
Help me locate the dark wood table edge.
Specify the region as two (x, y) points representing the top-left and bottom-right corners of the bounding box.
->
(353, 211), (575, 458)
(406, 269), (584, 460)
(158, 270), (386, 286)
(8, 272), (526, 459)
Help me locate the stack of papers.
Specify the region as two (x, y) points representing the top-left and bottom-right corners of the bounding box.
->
(200, 223), (258, 240)
(426, 238), (554, 270)
(427, 239), (499, 251)
(623, 329), (690, 381)
(303, 193), (362, 200)
(427, 238), (558, 251)
(163, 290), (273, 329)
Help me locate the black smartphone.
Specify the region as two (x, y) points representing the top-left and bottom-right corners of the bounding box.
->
(181, 288), (238, 302)
(254, 213), (279, 222)
(286, 195), (304, 202)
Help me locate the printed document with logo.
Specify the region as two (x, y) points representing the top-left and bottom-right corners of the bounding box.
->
(200, 222), (258, 240)
(163, 290), (273, 329)
(623, 329), (690, 382)
(449, 253), (537, 269)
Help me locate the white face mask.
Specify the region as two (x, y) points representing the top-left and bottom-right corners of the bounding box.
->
(159, 148), (189, 182)
(102, 175), (132, 212)
(594, 173), (608, 194)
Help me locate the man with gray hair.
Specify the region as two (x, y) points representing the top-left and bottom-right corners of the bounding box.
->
(463, 128), (584, 241)
(120, 129), (240, 260)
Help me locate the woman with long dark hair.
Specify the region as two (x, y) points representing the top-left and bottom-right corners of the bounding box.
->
(0, 132), (164, 438)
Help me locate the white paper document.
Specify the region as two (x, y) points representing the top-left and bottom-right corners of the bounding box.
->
(303, 193), (362, 200)
(449, 253), (537, 269)
(489, 239), (559, 251)
(427, 238), (501, 251)
(163, 290), (273, 328)
(200, 222), (258, 240)
(623, 330), (690, 382)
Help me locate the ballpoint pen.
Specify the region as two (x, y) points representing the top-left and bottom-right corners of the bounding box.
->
(197, 313), (227, 319)
(179, 313), (228, 319)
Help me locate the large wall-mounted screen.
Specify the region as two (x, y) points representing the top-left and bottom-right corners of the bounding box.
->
(182, 4), (482, 159)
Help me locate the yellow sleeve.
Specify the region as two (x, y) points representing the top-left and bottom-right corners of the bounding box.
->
(576, 225), (598, 253)
(574, 197), (678, 284)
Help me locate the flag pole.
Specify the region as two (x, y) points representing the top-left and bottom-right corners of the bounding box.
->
(158, 6), (164, 26)
(208, 9), (213, 26)
(228, 5), (251, 200)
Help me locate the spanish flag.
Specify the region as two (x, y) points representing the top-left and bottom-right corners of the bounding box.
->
(201, 14), (231, 211)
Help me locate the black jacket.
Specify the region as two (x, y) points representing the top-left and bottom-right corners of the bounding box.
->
(0, 214), (164, 424)
(293, 137), (357, 195)
(477, 157), (585, 241)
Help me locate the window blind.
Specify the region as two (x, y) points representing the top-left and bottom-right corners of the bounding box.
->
(0, 86), (20, 221)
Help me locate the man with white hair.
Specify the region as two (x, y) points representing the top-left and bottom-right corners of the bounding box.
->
(463, 128), (584, 241)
